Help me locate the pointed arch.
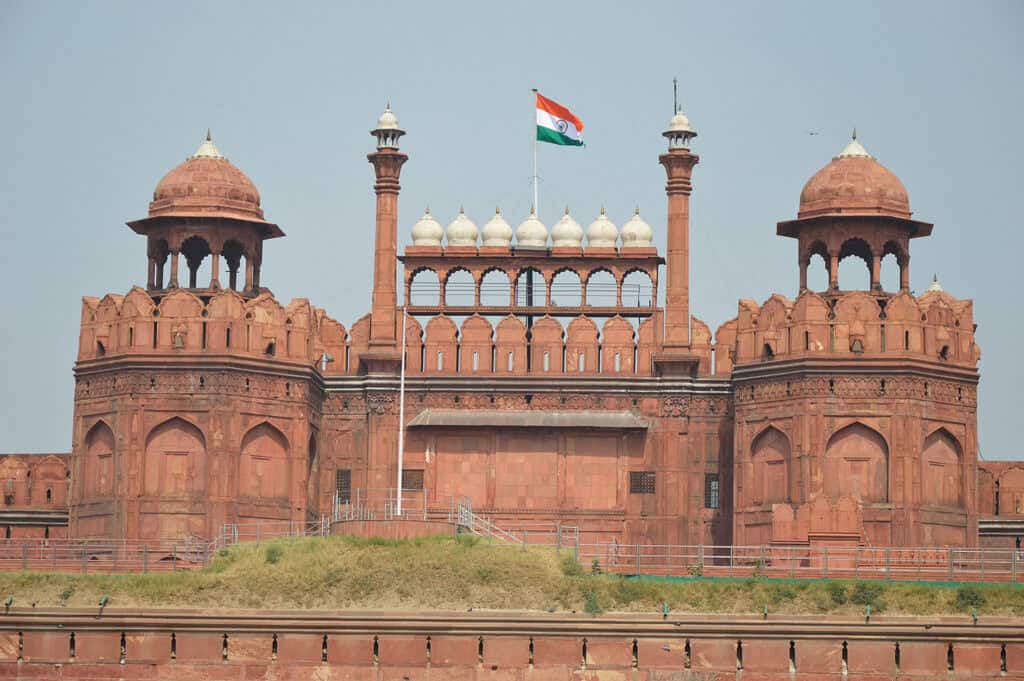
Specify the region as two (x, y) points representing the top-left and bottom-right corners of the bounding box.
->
(824, 423), (888, 502)
(143, 417), (206, 500)
(83, 420), (115, 498)
(750, 426), (790, 505)
(240, 422), (291, 503)
(922, 428), (962, 508)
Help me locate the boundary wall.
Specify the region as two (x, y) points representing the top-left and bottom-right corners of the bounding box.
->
(0, 609), (1022, 679)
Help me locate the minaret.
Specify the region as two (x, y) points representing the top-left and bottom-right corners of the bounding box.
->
(658, 107), (699, 348)
(367, 104), (408, 349)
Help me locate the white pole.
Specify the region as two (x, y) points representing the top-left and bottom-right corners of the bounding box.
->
(396, 306), (407, 516)
(532, 88), (539, 213)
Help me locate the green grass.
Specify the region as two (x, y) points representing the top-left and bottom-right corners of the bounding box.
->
(0, 534), (1022, 616)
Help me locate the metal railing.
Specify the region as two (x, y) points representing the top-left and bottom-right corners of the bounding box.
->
(0, 537), (210, 574)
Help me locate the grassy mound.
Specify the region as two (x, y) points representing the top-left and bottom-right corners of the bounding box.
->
(0, 534), (1021, 616)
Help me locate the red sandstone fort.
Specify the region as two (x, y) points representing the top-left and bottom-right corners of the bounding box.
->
(4, 105), (1023, 554)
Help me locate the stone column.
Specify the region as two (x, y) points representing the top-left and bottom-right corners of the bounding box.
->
(900, 256), (910, 291)
(147, 257), (156, 289)
(169, 251), (180, 288)
(799, 257), (809, 292)
(870, 254), (881, 291)
(828, 253), (839, 290)
(210, 251), (221, 289)
(367, 147), (409, 348)
(658, 147), (700, 348)
(244, 258), (254, 292)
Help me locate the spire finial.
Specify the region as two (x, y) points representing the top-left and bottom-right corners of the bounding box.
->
(673, 77), (678, 114)
(530, 204), (536, 215)
(459, 205), (465, 214)
(635, 205), (640, 215)
(564, 205), (570, 215)
(495, 206), (501, 214)
(933, 273), (938, 282)
(425, 205), (430, 215)
(206, 128), (212, 142)
(852, 127), (857, 141)
(600, 205), (606, 215)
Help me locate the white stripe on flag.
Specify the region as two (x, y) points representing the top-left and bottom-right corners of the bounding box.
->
(537, 109), (582, 142)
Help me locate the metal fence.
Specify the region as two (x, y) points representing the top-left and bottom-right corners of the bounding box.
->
(0, 537), (210, 574)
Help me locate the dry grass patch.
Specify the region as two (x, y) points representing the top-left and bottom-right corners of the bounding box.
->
(0, 535), (1020, 617)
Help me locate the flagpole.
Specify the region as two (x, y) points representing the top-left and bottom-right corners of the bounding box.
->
(532, 88), (539, 213)
(396, 306), (407, 516)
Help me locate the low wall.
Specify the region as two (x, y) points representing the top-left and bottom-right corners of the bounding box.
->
(330, 519), (456, 540)
(0, 609), (1022, 679)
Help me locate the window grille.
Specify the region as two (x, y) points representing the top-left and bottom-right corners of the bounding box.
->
(335, 469), (351, 504)
(629, 471), (656, 494)
(402, 469), (424, 491)
(705, 473), (720, 509)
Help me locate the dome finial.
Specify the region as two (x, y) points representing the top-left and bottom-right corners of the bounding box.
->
(837, 131), (872, 159)
(928, 274), (944, 293)
(191, 130), (224, 160)
(564, 205), (570, 215)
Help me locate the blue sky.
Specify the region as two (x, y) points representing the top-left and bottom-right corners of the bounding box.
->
(0, 1), (1020, 458)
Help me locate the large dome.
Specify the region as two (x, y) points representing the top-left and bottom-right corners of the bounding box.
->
(797, 137), (911, 220)
(148, 133), (264, 221)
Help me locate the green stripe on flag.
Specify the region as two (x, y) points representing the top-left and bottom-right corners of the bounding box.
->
(537, 126), (583, 146)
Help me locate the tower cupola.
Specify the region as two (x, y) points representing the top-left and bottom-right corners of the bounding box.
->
(372, 104), (405, 150)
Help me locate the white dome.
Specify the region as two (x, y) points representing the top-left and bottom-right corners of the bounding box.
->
(481, 208), (513, 247)
(411, 207), (443, 246)
(376, 104), (400, 130)
(837, 129), (872, 159)
(620, 207), (653, 248)
(191, 129), (224, 160)
(665, 111), (695, 135)
(586, 207), (618, 247)
(445, 208), (478, 247)
(515, 208), (548, 248)
(551, 208), (583, 247)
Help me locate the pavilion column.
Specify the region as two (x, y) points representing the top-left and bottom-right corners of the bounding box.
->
(155, 259), (164, 288)
(244, 257), (254, 292)
(169, 251), (180, 288)
(799, 258), (808, 292)
(828, 253), (839, 290)
(210, 251), (221, 289)
(870, 254), (881, 291)
(147, 257), (156, 289)
(900, 256), (910, 292)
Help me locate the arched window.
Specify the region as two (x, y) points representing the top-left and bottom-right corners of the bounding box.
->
(750, 427), (790, 505)
(409, 269), (440, 306)
(144, 418), (206, 497)
(221, 240), (246, 291)
(823, 423), (888, 502)
(585, 269), (617, 307)
(479, 269), (511, 307)
(515, 269), (545, 306)
(240, 423), (290, 502)
(550, 270), (582, 307)
(83, 421), (115, 497)
(837, 238), (871, 290)
(444, 269), (474, 307)
(180, 236), (213, 289)
(922, 429), (962, 508)
(621, 270), (653, 307)
(805, 241), (829, 291)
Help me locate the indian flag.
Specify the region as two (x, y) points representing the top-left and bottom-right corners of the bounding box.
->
(536, 92), (584, 146)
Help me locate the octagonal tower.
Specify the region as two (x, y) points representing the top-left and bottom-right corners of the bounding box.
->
(724, 135), (981, 550)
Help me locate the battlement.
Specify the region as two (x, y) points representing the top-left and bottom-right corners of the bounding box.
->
(714, 287), (979, 375)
